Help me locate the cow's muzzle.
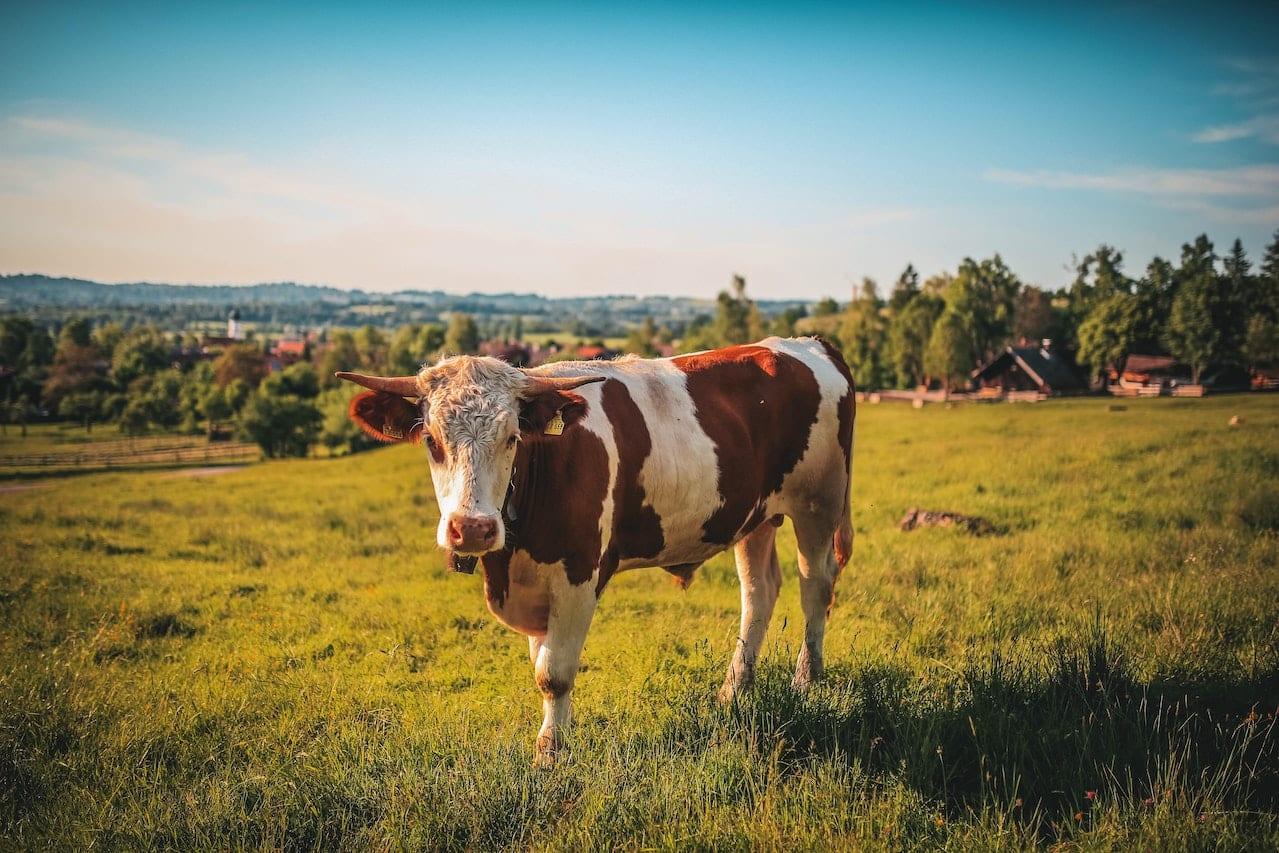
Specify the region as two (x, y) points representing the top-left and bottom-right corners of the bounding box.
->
(446, 514), (499, 555)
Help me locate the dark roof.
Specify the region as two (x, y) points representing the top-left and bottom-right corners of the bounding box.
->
(972, 346), (1084, 390)
(1123, 354), (1180, 374)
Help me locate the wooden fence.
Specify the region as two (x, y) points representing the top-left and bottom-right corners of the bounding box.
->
(0, 437), (260, 472)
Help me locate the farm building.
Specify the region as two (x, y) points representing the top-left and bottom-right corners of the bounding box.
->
(971, 342), (1084, 399)
(1109, 353), (1188, 395)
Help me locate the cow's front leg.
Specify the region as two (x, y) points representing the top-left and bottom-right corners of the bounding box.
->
(531, 575), (597, 766)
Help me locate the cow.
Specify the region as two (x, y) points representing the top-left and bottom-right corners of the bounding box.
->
(337, 336), (855, 764)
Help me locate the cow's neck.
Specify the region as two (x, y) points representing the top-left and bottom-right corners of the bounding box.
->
(504, 433), (558, 545)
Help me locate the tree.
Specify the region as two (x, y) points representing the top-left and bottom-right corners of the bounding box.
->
(319, 388), (379, 455)
(261, 363), (321, 400)
(888, 264), (920, 312)
(770, 305), (807, 338)
(1165, 237), (1221, 383)
(886, 292), (943, 388)
(1012, 286), (1062, 345)
(624, 317), (660, 357)
(1132, 257), (1175, 353)
(111, 326), (171, 387)
(942, 255), (1020, 365)
(213, 344), (268, 389)
(236, 366), (322, 458)
(319, 331), (362, 387)
(237, 391), (322, 458)
(1243, 315), (1279, 371)
(811, 297), (841, 317)
(444, 313), (480, 355)
(43, 338), (105, 410)
(711, 275), (765, 346)
(1077, 292), (1139, 380)
(387, 323), (444, 374)
(839, 279), (888, 389)
(57, 317), (93, 349)
(1220, 238), (1253, 361)
(58, 391), (104, 432)
(354, 325), (388, 370)
(1259, 229), (1279, 322)
(924, 309), (971, 391)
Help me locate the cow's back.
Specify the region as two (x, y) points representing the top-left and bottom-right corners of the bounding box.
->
(558, 337), (853, 574)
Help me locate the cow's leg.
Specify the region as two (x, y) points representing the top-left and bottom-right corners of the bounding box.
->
(791, 509), (842, 689)
(531, 577), (596, 766)
(718, 521), (781, 703)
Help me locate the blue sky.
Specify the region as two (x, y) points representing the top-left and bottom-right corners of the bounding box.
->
(1, 1), (1276, 299)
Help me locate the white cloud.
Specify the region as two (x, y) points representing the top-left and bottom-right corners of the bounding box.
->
(983, 165), (1279, 226)
(984, 165), (1279, 197)
(1196, 56), (1279, 145)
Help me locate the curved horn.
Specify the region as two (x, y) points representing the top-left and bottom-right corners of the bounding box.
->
(334, 372), (420, 397)
(519, 373), (606, 397)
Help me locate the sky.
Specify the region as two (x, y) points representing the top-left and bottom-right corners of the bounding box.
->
(0, 1), (1277, 300)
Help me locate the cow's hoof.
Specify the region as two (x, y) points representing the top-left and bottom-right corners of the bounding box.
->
(531, 750), (557, 770)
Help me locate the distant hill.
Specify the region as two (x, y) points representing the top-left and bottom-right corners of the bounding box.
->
(0, 275), (367, 308)
(0, 273), (809, 335)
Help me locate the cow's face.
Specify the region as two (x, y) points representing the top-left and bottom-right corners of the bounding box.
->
(337, 357), (602, 556)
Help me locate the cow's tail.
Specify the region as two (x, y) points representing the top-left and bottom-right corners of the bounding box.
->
(834, 496), (853, 570)
(815, 336), (856, 571)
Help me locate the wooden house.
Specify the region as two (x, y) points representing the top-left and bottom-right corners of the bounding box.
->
(970, 342), (1084, 400)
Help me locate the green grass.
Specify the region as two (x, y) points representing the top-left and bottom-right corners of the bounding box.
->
(2, 395), (1278, 849)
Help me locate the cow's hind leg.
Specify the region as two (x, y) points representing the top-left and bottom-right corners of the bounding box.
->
(790, 508), (843, 689)
(718, 521), (782, 703)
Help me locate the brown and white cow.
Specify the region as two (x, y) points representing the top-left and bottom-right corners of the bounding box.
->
(337, 336), (855, 763)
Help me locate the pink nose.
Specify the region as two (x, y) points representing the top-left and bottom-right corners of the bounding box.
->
(447, 515), (498, 552)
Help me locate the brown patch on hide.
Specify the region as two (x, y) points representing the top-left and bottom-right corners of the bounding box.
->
(536, 672), (571, 698)
(505, 416), (610, 587)
(673, 345), (822, 545)
(600, 379), (664, 561)
(480, 550), (512, 608)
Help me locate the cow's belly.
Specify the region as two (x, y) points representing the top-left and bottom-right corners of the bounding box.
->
(617, 540), (727, 572)
(484, 553), (552, 636)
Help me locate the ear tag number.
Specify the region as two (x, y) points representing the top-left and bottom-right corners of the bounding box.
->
(383, 422), (404, 439)
(544, 410), (565, 436)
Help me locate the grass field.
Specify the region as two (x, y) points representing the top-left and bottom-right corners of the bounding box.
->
(2, 396), (1278, 849)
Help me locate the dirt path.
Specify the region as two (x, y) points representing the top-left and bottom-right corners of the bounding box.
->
(161, 466), (247, 478)
(0, 482), (49, 494)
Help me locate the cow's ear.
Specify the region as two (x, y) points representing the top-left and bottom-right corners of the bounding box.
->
(519, 389), (588, 435)
(349, 391), (423, 443)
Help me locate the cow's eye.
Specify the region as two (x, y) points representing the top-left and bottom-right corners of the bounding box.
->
(425, 434), (444, 462)
(506, 434), (518, 449)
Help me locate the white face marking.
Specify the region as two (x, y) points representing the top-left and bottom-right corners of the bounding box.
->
(417, 357), (529, 552)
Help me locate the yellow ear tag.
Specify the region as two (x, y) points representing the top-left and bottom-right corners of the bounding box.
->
(544, 410), (565, 436)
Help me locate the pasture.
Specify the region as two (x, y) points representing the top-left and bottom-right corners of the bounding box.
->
(2, 395), (1278, 849)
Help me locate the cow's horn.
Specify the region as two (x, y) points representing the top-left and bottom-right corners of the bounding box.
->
(334, 372), (420, 397)
(520, 373), (606, 396)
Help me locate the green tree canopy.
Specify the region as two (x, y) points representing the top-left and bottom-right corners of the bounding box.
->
(444, 313), (481, 355)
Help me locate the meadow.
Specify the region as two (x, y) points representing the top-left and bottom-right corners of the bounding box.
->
(2, 395), (1277, 850)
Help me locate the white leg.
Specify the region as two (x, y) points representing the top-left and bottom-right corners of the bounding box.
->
(719, 523), (781, 702)
(532, 577), (596, 765)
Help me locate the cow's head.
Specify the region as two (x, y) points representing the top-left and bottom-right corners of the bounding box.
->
(337, 356), (603, 558)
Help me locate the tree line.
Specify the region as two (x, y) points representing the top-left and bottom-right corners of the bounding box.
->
(0, 312), (484, 457)
(665, 231), (1279, 390)
(2, 229), (1277, 456)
